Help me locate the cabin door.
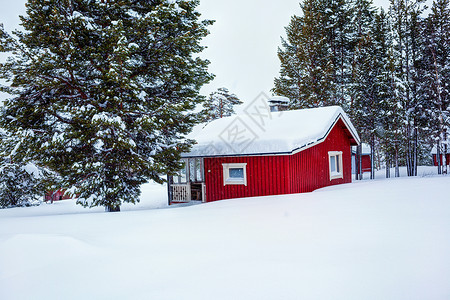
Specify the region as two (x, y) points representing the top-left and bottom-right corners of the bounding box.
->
(169, 158), (205, 204)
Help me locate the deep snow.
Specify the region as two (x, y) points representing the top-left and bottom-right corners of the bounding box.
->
(0, 167), (449, 300)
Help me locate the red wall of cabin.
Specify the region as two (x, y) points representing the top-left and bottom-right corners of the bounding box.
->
(204, 155), (291, 202)
(44, 189), (71, 202)
(361, 155), (371, 172)
(288, 119), (352, 194)
(433, 154), (450, 166)
(203, 119), (353, 202)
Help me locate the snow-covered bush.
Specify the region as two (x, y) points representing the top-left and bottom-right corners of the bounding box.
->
(0, 129), (48, 208)
(0, 161), (44, 208)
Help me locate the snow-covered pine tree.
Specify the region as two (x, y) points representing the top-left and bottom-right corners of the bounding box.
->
(201, 87), (242, 122)
(273, 0), (336, 108)
(349, 0), (376, 179)
(326, 0), (354, 107)
(420, 0), (450, 174)
(0, 129), (47, 208)
(371, 9), (404, 178)
(274, 0), (377, 109)
(0, 0), (213, 211)
(389, 0), (427, 176)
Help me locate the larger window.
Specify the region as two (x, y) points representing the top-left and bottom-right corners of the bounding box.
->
(222, 163), (247, 186)
(328, 151), (343, 180)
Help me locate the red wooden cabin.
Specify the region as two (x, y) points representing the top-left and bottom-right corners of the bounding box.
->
(351, 143), (372, 174)
(168, 106), (360, 204)
(432, 154), (450, 166)
(44, 189), (72, 203)
(431, 146), (450, 166)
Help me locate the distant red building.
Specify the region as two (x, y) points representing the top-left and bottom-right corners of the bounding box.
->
(352, 144), (372, 174)
(168, 106), (360, 204)
(433, 154), (450, 166)
(44, 189), (71, 203)
(431, 146), (450, 166)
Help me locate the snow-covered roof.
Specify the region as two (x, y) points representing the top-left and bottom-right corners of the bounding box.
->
(431, 144), (449, 154)
(268, 96), (289, 103)
(183, 106), (360, 157)
(431, 146), (437, 154)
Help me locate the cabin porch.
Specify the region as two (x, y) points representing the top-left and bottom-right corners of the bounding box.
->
(168, 157), (206, 204)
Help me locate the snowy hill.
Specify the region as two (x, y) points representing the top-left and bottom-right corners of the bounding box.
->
(1, 171), (449, 300)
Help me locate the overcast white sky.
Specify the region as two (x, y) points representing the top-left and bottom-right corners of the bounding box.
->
(0, 0), (421, 107)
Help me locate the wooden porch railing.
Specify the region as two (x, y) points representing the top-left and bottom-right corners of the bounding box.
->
(171, 184), (191, 203)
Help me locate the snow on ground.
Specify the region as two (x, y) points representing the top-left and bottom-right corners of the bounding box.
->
(367, 165), (440, 180)
(0, 167), (449, 300)
(0, 180), (169, 218)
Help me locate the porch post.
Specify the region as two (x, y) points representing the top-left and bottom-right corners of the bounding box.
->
(167, 175), (173, 205)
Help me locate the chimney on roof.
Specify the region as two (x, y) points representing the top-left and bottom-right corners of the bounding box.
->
(268, 96), (289, 112)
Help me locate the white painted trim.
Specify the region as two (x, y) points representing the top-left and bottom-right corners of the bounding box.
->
(328, 151), (343, 180)
(222, 163), (247, 186)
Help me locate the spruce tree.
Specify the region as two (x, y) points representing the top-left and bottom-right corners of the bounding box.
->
(0, 0), (213, 211)
(371, 9), (404, 178)
(420, 0), (450, 173)
(273, 0), (372, 109)
(273, 0), (336, 108)
(0, 128), (47, 208)
(348, 0), (376, 179)
(389, 0), (427, 176)
(327, 0), (354, 107)
(201, 87), (242, 122)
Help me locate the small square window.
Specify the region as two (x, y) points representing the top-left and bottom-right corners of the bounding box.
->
(222, 163), (247, 186)
(229, 168), (244, 179)
(328, 151), (343, 180)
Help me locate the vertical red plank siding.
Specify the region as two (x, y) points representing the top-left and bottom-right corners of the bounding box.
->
(289, 119), (352, 194)
(432, 154), (450, 166)
(204, 154), (291, 202)
(204, 119), (354, 202)
(361, 155), (372, 172)
(44, 189), (72, 202)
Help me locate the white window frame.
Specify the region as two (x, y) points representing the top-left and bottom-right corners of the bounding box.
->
(222, 163), (247, 186)
(328, 151), (343, 180)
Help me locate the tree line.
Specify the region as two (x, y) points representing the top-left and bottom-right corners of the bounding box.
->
(273, 0), (450, 178)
